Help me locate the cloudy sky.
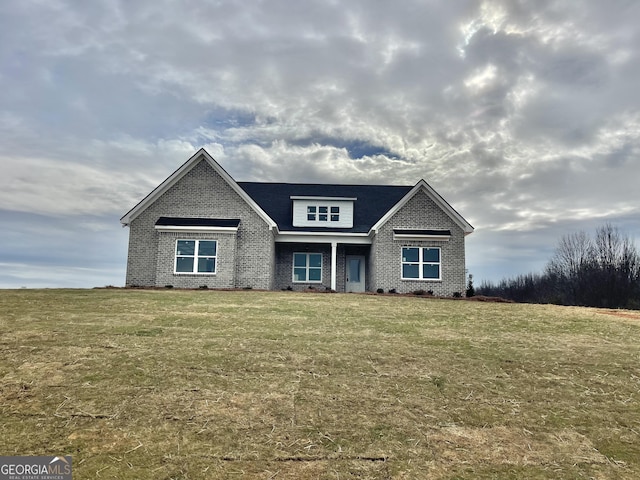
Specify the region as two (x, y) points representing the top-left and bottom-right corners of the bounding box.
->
(1, 0), (639, 288)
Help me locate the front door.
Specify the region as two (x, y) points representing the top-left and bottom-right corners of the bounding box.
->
(345, 255), (366, 292)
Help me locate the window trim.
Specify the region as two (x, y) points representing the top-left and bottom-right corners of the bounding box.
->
(174, 239), (218, 275)
(292, 252), (323, 283)
(401, 246), (441, 281)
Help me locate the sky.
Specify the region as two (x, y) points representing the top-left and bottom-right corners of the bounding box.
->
(1, 0), (640, 288)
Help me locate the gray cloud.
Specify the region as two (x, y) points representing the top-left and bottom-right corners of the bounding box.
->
(1, 0), (639, 286)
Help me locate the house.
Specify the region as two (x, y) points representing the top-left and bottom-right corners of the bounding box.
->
(120, 149), (474, 294)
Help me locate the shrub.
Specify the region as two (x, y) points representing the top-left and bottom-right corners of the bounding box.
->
(388, 288), (397, 294)
(376, 288), (384, 294)
(453, 291), (462, 298)
(466, 274), (475, 297)
(164, 285), (174, 289)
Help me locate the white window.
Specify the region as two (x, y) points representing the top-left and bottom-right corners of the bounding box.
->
(401, 247), (441, 280)
(175, 240), (217, 274)
(307, 206), (316, 221)
(293, 253), (322, 282)
(330, 206), (340, 221)
(306, 205), (339, 222)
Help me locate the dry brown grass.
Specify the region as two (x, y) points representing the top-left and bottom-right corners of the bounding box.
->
(1, 289), (639, 479)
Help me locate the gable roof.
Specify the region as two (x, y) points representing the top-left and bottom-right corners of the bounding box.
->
(120, 149), (473, 236)
(120, 149), (276, 228)
(371, 179), (474, 235)
(238, 182), (412, 233)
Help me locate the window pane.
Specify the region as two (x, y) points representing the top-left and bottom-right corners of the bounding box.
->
(348, 258), (360, 282)
(307, 206), (316, 213)
(403, 264), (419, 278)
(177, 240), (195, 255)
(319, 206), (328, 213)
(307, 214), (316, 221)
(176, 257), (194, 272)
(294, 267), (307, 282)
(309, 268), (322, 281)
(309, 254), (322, 268)
(294, 253), (307, 267)
(330, 206), (339, 213)
(423, 264), (440, 279)
(319, 214), (327, 221)
(423, 248), (440, 262)
(198, 241), (217, 256)
(402, 247), (419, 262)
(330, 214), (339, 221)
(198, 258), (216, 273)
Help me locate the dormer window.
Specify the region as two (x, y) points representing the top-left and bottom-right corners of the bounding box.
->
(293, 197), (353, 228)
(307, 205), (341, 222)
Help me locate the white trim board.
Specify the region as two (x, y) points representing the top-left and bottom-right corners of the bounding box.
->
(155, 225), (239, 234)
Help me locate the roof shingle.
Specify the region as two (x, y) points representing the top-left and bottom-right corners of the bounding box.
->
(238, 182), (412, 233)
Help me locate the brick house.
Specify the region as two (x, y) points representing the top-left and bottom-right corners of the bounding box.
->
(120, 148), (474, 294)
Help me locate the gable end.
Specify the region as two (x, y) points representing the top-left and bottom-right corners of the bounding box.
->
(120, 148), (276, 229)
(371, 180), (473, 235)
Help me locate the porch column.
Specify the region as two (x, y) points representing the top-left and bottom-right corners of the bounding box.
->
(330, 241), (338, 291)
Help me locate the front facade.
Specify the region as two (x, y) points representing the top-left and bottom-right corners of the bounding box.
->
(121, 149), (474, 295)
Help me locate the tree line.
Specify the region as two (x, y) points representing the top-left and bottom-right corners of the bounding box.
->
(476, 224), (640, 309)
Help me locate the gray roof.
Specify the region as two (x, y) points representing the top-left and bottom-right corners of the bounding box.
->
(238, 182), (413, 233)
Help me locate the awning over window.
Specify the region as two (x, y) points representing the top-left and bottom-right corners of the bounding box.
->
(155, 217), (240, 233)
(393, 229), (451, 241)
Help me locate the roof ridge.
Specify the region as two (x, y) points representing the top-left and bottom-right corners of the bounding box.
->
(237, 181), (413, 187)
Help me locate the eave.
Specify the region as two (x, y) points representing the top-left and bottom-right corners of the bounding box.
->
(275, 230), (373, 245)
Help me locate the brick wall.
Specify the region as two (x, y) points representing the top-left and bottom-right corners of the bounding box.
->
(274, 243), (333, 291)
(371, 189), (466, 296)
(125, 159), (274, 289)
(155, 232), (237, 288)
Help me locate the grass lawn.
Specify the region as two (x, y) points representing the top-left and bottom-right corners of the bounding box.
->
(1, 289), (639, 479)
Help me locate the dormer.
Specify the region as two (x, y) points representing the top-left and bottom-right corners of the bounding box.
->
(291, 196), (356, 228)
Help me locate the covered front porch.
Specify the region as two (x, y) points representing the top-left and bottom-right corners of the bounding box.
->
(273, 234), (371, 292)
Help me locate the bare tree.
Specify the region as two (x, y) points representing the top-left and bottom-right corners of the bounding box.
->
(593, 224), (640, 307)
(479, 224), (640, 308)
(546, 230), (595, 305)
(547, 230), (594, 279)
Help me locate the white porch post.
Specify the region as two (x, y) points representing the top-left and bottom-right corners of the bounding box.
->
(331, 241), (338, 291)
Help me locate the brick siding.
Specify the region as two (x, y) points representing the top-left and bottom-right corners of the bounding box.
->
(125, 159), (273, 289)
(371, 189), (466, 296)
